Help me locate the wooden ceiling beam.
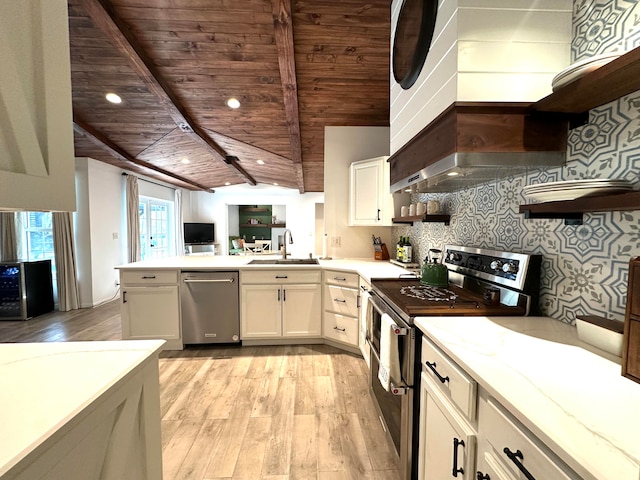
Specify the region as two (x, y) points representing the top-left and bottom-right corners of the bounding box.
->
(73, 113), (212, 191)
(80, 0), (257, 186)
(272, 0), (305, 193)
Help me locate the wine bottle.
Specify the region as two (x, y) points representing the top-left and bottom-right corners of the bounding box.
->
(403, 236), (412, 263)
(397, 236), (404, 262)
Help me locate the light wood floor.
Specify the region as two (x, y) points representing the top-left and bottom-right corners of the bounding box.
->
(0, 301), (400, 480)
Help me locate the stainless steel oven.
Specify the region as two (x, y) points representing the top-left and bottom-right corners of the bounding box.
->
(367, 288), (421, 480)
(366, 245), (542, 480)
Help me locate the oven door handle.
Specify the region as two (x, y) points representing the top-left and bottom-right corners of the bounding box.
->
(389, 381), (409, 396)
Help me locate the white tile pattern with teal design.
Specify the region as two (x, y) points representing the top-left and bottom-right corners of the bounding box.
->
(392, 0), (640, 325)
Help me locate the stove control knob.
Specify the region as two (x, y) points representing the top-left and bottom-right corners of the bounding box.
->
(490, 260), (503, 271)
(448, 252), (461, 262)
(502, 262), (518, 274)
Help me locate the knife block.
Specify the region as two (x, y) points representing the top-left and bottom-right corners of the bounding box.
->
(374, 243), (390, 260)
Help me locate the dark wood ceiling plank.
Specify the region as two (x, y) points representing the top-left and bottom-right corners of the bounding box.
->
(272, 0), (304, 193)
(78, 0), (257, 186)
(73, 113), (212, 191)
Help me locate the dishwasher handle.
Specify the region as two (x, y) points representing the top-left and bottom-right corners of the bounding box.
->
(183, 278), (235, 284)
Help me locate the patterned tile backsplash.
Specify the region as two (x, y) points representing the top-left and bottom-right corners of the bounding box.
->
(392, 0), (640, 324)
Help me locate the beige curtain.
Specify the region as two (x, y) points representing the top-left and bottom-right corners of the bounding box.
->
(0, 212), (18, 261)
(52, 212), (80, 311)
(175, 189), (184, 255)
(126, 174), (141, 263)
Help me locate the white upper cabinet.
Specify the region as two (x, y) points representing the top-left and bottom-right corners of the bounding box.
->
(0, 0), (76, 211)
(349, 156), (397, 226)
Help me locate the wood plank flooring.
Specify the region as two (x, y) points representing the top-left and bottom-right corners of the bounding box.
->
(0, 301), (400, 480)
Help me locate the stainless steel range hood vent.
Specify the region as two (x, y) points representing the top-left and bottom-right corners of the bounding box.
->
(388, 103), (569, 195)
(391, 151), (566, 194)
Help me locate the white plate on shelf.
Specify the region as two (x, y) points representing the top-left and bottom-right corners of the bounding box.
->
(523, 179), (633, 201)
(551, 52), (621, 91)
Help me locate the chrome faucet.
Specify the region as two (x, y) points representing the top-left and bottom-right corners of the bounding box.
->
(282, 229), (294, 258)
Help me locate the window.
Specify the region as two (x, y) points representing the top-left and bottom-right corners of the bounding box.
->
(139, 196), (174, 260)
(17, 211), (57, 284)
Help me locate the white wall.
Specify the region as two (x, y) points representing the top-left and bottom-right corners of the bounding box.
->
(191, 186), (324, 257)
(74, 158), (126, 307)
(324, 126), (393, 259)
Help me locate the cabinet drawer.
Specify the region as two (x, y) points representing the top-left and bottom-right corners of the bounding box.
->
(421, 336), (477, 421)
(324, 285), (359, 317)
(324, 312), (359, 346)
(323, 270), (359, 289)
(481, 397), (579, 480)
(241, 269), (321, 284)
(120, 270), (178, 285)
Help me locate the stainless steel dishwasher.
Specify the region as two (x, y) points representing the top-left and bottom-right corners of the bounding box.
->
(180, 271), (240, 344)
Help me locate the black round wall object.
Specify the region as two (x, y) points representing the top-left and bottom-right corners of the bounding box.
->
(392, 0), (438, 90)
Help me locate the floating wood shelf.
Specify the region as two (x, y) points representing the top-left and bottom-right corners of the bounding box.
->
(533, 47), (640, 117)
(392, 214), (451, 226)
(240, 223), (286, 228)
(519, 191), (640, 225)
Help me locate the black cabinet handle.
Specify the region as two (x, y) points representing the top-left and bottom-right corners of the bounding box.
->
(334, 298), (346, 303)
(141, 275), (156, 279)
(275, 275), (288, 279)
(356, 294), (361, 308)
(377, 208), (381, 221)
(333, 326), (346, 332)
(452, 438), (464, 477)
(122, 291), (127, 303)
(277, 289), (280, 301)
(476, 473), (490, 480)
(283, 289), (286, 301)
(425, 361), (449, 384)
(503, 448), (535, 480)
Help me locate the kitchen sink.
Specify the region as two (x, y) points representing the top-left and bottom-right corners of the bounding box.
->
(248, 258), (319, 265)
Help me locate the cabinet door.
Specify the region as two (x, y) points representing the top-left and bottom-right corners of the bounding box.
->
(350, 158), (384, 226)
(121, 286), (180, 341)
(240, 284), (282, 338)
(282, 284), (322, 337)
(359, 280), (372, 365)
(419, 373), (476, 480)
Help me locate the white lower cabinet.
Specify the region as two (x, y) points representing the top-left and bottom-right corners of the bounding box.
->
(323, 270), (360, 348)
(120, 270), (181, 349)
(419, 372), (476, 479)
(476, 393), (580, 480)
(240, 270), (321, 340)
(358, 277), (371, 366)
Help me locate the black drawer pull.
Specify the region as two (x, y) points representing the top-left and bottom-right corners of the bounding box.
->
(333, 326), (346, 332)
(452, 438), (464, 477)
(141, 275), (156, 279)
(122, 291), (127, 303)
(503, 448), (535, 480)
(334, 298), (346, 303)
(425, 361), (449, 384)
(476, 473), (490, 480)
(333, 277), (346, 281)
(275, 275), (288, 279)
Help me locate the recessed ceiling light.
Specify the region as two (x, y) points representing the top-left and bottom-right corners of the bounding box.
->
(105, 93), (122, 104)
(226, 97), (241, 109)
(181, 158), (190, 164)
(273, 183), (279, 186)
(257, 160), (265, 165)
(225, 182), (231, 186)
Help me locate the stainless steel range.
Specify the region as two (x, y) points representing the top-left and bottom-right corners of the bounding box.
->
(366, 245), (542, 480)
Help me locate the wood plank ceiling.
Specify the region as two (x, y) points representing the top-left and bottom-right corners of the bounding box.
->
(68, 0), (391, 193)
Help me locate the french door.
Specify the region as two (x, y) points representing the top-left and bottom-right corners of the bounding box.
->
(139, 197), (174, 260)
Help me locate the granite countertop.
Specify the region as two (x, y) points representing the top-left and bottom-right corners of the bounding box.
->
(414, 316), (640, 480)
(116, 255), (416, 283)
(0, 340), (165, 476)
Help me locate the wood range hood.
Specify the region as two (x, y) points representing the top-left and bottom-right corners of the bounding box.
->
(388, 102), (570, 193)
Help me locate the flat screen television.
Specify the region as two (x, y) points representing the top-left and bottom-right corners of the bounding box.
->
(184, 222), (215, 245)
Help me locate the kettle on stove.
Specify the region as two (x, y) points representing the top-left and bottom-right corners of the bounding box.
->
(421, 249), (449, 287)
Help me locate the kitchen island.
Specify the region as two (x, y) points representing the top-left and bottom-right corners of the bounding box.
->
(0, 339), (165, 480)
(415, 315), (639, 480)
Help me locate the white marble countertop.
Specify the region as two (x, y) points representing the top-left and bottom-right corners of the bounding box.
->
(0, 339), (165, 476)
(414, 316), (640, 480)
(116, 255), (416, 283)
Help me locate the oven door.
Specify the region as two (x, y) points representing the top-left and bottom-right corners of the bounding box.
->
(367, 291), (419, 480)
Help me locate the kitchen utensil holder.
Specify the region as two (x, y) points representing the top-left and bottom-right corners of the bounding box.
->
(374, 243), (390, 260)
